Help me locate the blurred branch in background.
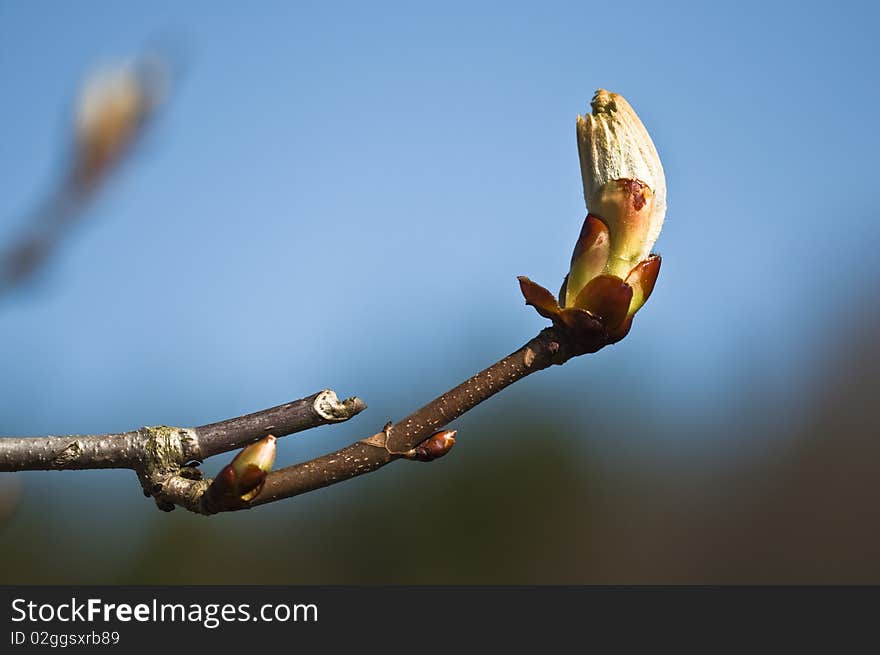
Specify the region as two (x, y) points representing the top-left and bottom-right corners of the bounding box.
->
(0, 53), (166, 297)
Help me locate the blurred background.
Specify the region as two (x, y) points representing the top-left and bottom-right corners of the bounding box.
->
(1, 0), (878, 583)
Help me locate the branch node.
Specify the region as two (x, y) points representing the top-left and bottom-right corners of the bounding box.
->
(143, 471), (211, 515)
(313, 389), (367, 422)
(50, 441), (83, 468)
(358, 422), (415, 455)
(141, 425), (199, 476)
(359, 431), (388, 449)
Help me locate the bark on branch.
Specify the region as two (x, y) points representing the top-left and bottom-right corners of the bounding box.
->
(243, 326), (576, 511)
(0, 390), (366, 512)
(0, 389), (365, 473)
(1, 326), (580, 514)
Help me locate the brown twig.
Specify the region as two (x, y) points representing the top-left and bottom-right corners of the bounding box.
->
(245, 326), (575, 510)
(0, 326), (581, 514)
(0, 390), (364, 473)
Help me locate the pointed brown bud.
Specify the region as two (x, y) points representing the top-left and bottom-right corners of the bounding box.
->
(407, 430), (456, 462)
(206, 435), (277, 504)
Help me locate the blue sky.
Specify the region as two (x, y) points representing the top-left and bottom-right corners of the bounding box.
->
(1, 0), (878, 482)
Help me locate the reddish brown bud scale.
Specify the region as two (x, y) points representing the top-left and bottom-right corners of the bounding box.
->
(518, 276), (562, 321)
(204, 435), (277, 506)
(624, 255), (661, 317)
(607, 315), (634, 344)
(566, 215), (610, 307)
(558, 275), (569, 307)
(236, 465), (268, 501)
(572, 275), (633, 330)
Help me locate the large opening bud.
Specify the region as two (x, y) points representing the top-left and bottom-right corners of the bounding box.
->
(518, 88), (666, 350)
(576, 90), (666, 277)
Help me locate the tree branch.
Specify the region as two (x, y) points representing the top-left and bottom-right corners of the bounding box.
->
(1, 60), (661, 518)
(0, 326), (586, 514)
(194, 389), (367, 459)
(244, 326), (575, 510)
(0, 429), (146, 472)
(0, 389), (365, 474)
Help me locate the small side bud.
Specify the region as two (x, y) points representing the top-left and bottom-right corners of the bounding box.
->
(205, 435), (277, 505)
(406, 430), (456, 462)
